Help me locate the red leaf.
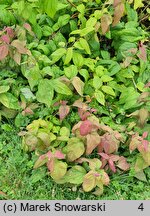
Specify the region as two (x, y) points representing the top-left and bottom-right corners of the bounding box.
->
(59, 105), (70, 121)
(80, 120), (93, 136)
(138, 42), (147, 61)
(112, 2), (125, 26)
(1, 34), (10, 44)
(117, 156), (130, 171)
(108, 159), (116, 172)
(0, 45), (9, 60)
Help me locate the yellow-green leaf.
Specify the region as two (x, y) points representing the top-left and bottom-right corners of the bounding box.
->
(101, 85), (115, 96)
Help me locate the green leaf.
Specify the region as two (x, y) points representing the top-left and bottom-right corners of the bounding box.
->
(50, 159), (67, 181)
(43, 0), (58, 18)
(82, 171), (96, 192)
(0, 93), (19, 110)
(93, 75), (102, 89)
(94, 90), (105, 105)
(64, 65), (78, 79)
(79, 69), (89, 82)
(79, 38), (91, 54)
(101, 86), (115, 96)
(0, 86), (10, 94)
(64, 47), (73, 65)
(52, 79), (72, 95)
(50, 48), (66, 64)
(36, 79), (54, 107)
(65, 166), (86, 184)
(101, 75), (113, 82)
(72, 51), (84, 68)
(134, 0), (144, 10)
(72, 76), (84, 96)
(64, 137), (85, 162)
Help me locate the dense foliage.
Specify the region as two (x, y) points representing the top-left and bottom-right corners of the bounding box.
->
(0, 0), (150, 196)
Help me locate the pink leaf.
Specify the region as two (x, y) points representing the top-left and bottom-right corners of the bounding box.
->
(108, 159), (116, 173)
(98, 152), (110, 160)
(5, 27), (14, 38)
(1, 34), (10, 44)
(0, 45), (9, 60)
(142, 131), (148, 139)
(142, 140), (149, 152)
(109, 154), (120, 162)
(59, 105), (70, 121)
(117, 156), (130, 171)
(46, 151), (53, 160)
(54, 150), (65, 159)
(80, 120), (93, 136)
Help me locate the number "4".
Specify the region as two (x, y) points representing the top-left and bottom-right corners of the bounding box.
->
(138, 203), (144, 211)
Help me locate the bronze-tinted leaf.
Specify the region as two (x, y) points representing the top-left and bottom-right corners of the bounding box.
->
(86, 132), (101, 155)
(0, 45), (9, 60)
(82, 171), (96, 192)
(72, 76), (84, 96)
(101, 14), (112, 35)
(117, 156), (130, 171)
(59, 105), (70, 121)
(112, 2), (125, 27)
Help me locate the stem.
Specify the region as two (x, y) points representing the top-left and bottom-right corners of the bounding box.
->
(67, 0), (77, 8)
